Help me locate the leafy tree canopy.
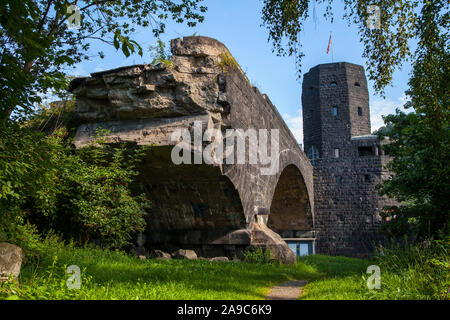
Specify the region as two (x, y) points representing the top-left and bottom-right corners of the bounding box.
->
(0, 0), (206, 122)
(261, 0), (447, 94)
(377, 0), (449, 240)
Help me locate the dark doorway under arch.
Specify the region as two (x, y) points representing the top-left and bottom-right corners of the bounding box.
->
(133, 146), (247, 257)
(267, 164), (312, 236)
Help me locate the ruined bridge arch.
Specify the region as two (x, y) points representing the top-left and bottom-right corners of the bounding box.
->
(268, 163), (312, 236)
(69, 36), (314, 264)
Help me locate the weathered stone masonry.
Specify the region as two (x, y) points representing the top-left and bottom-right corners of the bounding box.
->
(70, 36), (396, 261)
(70, 36), (314, 263)
(302, 62), (397, 256)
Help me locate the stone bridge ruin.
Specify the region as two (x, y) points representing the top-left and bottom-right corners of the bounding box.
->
(69, 36), (314, 264)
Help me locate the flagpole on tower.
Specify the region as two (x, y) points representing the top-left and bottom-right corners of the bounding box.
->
(331, 31), (334, 63)
(326, 31), (334, 63)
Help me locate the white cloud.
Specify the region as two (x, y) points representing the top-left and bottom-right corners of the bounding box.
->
(370, 94), (410, 131)
(283, 110), (304, 147)
(94, 65), (106, 72)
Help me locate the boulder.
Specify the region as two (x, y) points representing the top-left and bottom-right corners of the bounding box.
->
(209, 256), (229, 262)
(130, 246), (148, 258)
(0, 243), (23, 282)
(150, 249), (172, 260)
(249, 221), (296, 265)
(172, 249), (198, 260)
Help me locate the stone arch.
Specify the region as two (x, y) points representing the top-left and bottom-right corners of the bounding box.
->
(134, 146), (247, 252)
(267, 164), (313, 236)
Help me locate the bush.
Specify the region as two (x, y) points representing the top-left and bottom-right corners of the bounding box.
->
(29, 128), (151, 249)
(0, 111), (150, 250)
(243, 246), (272, 264)
(0, 122), (63, 244)
(217, 51), (239, 73)
(60, 130), (150, 248)
(148, 39), (173, 68)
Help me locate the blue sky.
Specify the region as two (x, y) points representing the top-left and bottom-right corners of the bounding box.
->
(72, 0), (411, 145)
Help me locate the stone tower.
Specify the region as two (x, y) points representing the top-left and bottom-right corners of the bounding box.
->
(302, 62), (397, 256)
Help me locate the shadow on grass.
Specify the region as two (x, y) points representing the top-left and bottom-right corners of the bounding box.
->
(297, 255), (373, 300)
(298, 254), (372, 276)
(18, 246), (372, 300)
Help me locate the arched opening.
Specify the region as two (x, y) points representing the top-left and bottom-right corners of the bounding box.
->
(134, 146), (247, 256)
(267, 164), (312, 237)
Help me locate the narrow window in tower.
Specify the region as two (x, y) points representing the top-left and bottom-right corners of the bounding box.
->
(307, 145), (319, 165)
(332, 106), (338, 116)
(354, 82), (361, 87)
(358, 107), (363, 116)
(335, 176), (342, 184)
(364, 174), (371, 183)
(330, 81), (337, 87)
(334, 148), (340, 158)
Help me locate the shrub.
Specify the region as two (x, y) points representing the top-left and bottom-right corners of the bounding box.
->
(0, 122), (63, 244)
(148, 39), (173, 68)
(217, 51), (239, 73)
(1, 111), (150, 250)
(62, 131), (150, 248)
(243, 246), (272, 264)
(28, 128), (151, 249)
(26, 98), (77, 135)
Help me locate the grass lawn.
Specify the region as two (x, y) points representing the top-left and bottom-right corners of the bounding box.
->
(1, 242), (446, 300)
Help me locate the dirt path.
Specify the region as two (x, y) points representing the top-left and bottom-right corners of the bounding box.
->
(265, 280), (308, 300)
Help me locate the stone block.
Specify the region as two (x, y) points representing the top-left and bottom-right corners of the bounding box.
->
(172, 249), (198, 260)
(0, 243), (23, 282)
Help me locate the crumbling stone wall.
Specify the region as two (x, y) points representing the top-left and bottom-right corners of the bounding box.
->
(70, 36), (314, 263)
(302, 62), (398, 256)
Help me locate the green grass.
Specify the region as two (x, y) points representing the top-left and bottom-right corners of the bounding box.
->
(299, 242), (449, 300)
(299, 255), (373, 300)
(1, 244), (322, 300)
(1, 240), (447, 300)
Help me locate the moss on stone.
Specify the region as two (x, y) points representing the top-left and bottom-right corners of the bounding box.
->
(217, 51), (239, 74)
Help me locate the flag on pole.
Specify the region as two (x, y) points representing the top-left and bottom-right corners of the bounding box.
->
(326, 34), (332, 54)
